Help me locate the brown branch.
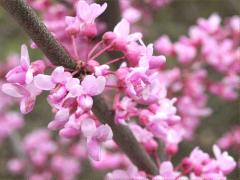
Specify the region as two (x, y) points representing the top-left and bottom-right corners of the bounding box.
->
(92, 96), (158, 174)
(0, 0), (77, 70)
(0, 0), (158, 175)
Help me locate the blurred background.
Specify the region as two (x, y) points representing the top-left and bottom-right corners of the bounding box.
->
(0, 0), (239, 179)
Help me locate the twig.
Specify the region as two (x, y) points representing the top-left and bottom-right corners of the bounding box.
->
(92, 95), (158, 175)
(0, 0), (77, 70)
(0, 0), (158, 175)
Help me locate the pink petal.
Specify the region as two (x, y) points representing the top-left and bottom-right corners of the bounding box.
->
(69, 84), (83, 97)
(1, 83), (30, 98)
(81, 118), (96, 138)
(48, 120), (66, 130)
(66, 78), (80, 91)
(34, 74), (55, 90)
(25, 83), (42, 97)
(114, 19), (130, 38)
(77, 95), (93, 110)
(51, 66), (72, 84)
(146, 44), (154, 57)
(82, 75), (106, 96)
(25, 69), (34, 84)
(20, 97), (35, 114)
(59, 127), (79, 138)
(20, 44), (30, 70)
(90, 3), (107, 21)
(149, 55), (166, 69)
(213, 144), (221, 159)
(54, 108), (69, 121)
(77, 0), (91, 21)
(93, 124), (113, 142)
(160, 161), (174, 175)
(6, 66), (26, 84)
(87, 139), (101, 161)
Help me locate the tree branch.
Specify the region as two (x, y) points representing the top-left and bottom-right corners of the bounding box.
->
(92, 95), (158, 175)
(0, 0), (158, 175)
(0, 0), (77, 70)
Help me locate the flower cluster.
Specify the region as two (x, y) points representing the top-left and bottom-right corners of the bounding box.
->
(7, 129), (83, 180)
(0, 56), (25, 143)
(217, 126), (240, 152)
(120, 0), (173, 24)
(155, 14), (240, 139)
(1, 45), (45, 114)
(1, 0), (238, 179)
(107, 145), (236, 180)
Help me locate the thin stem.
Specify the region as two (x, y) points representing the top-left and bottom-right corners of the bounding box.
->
(0, 0), (158, 175)
(90, 43), (113, 60)
(71, 35), (79, 60)
(105, 56), (125, 65)
(0, 0), (77, 70)
(87, 40), (103, 59)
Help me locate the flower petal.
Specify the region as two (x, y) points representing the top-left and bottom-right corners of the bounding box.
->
(1, 83), (30, 98)
(34, 74), (55, 90)
(81, 118), (96, 138)
(87, 139), (101, 161)
(20, 97), (35, 114)
(20, 44), (30, 70)
(82, 75), (106, 96)
(114, 19), (130, 38)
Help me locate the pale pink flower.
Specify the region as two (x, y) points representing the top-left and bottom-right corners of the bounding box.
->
(159, 161), (180, 179)
(198, 13), (221, 33)
(81, 75), (106, 96)
(213, 145), (236, 174)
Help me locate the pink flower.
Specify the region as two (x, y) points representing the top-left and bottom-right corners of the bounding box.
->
(130, 124), (158, 152)
(5, 45), (45, 85)
(81, 118), (113, 161)
(139, 44), (166, 69)
(213, 145), (236, 174)
(1, 83), (42, 114)
(81, 75), (106, 96)
(103, 19), (142, 50)
(7, 159), (25, 175)
(106, 166), (147, 180)
(174, 40), (196, 63)
(125, 70), (150, 98)
(76, 1), (107, 25)
(155, 35), (173, 56)
(34, 66), (71, 91)
(198, 13), (221, 33)
(159, 161), (180, 179)
(66, 1), (107, 37)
